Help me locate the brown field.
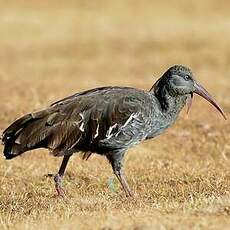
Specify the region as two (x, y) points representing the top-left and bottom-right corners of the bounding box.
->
(0, 1), (230, 229)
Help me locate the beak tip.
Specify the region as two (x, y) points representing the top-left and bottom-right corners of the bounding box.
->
(194, 81), (227, 121)
(219, 108), (227, 120)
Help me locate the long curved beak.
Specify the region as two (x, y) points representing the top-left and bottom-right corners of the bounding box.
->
(194, 81), (227, 120)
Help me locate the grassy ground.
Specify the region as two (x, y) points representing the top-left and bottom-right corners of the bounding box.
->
(0, 1), (230, 229)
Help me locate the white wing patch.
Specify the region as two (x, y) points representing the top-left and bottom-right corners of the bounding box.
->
(105, 113), (139, 139)
(106, 123), (118, 139)
(79, 112), (85, 132)
(79, 112), (84, 120)
(79, 122), (84, 132)
(94, 123), (99, 138)
(122, 113), (136, 128)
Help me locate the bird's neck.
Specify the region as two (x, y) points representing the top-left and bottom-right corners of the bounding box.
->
(151, 86), (188, 119)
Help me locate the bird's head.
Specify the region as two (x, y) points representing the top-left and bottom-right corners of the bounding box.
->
(152, 65), (227, 119)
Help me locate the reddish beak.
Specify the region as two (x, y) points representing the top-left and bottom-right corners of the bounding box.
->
(194, 81), (227, 120)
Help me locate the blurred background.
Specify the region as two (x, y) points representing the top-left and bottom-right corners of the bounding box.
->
(0, 0), (229, 120)
(0, 1), (230, 229)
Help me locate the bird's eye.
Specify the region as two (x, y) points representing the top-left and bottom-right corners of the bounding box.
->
(184, 75), (190, 81)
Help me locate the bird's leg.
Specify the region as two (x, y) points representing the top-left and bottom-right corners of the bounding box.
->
(107, 151), (133, 197)
(54, 154), (71, 196)
(114, 167), (133, 197)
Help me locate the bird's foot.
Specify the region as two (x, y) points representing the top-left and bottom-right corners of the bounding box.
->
(56, 185), (65, 197)
(125, 190), (136, 198)
(54, 174), (65, 197)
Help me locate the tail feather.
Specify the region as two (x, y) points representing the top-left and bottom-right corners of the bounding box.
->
(2, 114), (33, 158)
(2, 110), (51, 159)
(2, 106), (84, 159)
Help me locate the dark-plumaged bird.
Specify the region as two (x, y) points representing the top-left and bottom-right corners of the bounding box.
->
(1, 65), (227, 197)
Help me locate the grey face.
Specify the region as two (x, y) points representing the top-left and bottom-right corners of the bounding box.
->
(166, 65), (194, 96)
(161, 65), (226, 119)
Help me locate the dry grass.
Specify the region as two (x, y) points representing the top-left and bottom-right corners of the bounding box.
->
(0, 1), (230, 229)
